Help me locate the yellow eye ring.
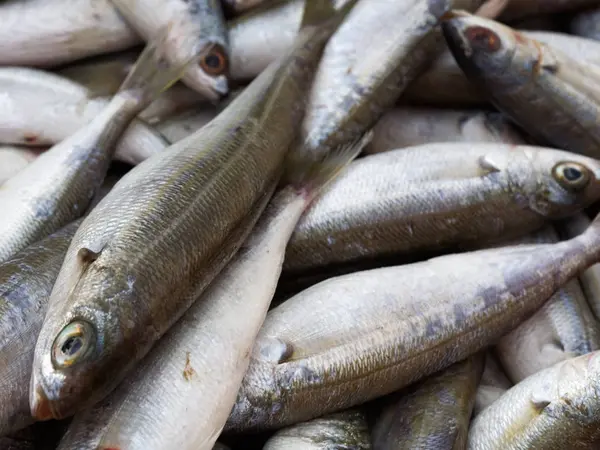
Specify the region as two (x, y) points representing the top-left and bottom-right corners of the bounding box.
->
(51, 321), (95, 369)
(552, 161), (591, 192)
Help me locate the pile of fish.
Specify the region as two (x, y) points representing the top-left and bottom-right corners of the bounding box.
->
(4, 0), (600, 448)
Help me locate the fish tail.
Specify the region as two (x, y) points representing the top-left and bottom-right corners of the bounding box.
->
(285, 130), (373, 202)
(117, 25), (214, 107)
(300, 0), (359, 30)
(578, 212), (600, 263)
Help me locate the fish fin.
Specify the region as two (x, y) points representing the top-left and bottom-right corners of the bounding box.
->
(300, 0), (358, 30)
(478, 155), (502, 174)
(77, 244), (104, 264)
(286, 130), (373, 201)
(257, 338), (294, 364)
(117, 24), (215, 107)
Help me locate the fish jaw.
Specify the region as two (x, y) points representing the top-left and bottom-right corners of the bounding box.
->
(181, 64), (229, 102)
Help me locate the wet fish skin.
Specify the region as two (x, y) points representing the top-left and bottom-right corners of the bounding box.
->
(30, 0), (355, 421)
(0, 146), (43, 185)
(442, 11), (600, 159)
(226, 213), (600, 431)
(283, 144), (600, 273)
(474, 352), (512, 416)
(469, 351), (600, 449)
(371, 356), (483, 450)
(156, 108), (218, 143)
(0, 67), (168, 166)
(364, 107), (524, 154)
(263, 410), (371, 450)
(570, 6), (600, 42)
(111, 0), (230, 101)
(0, 0), (142, 67)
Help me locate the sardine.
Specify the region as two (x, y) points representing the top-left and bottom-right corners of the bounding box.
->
(0, 67), (168, 165)
(570, 6), (600, 42)
(469, 351), (600, 449)
(0, 146), (42, 185)
(371, 356), (483, 450)
(473, 352), (512, 416)
(284, 144), (600, 273)
(0, 33), (202, 263)
(0, 0), (141, 67)
(156, 108), (218, 143)
(442, 11), (600, 159)
(495, 226), (600, 383)
(263, 410), (371, 450)
(111, 0), (230, 101)
(226, 212), (600, 430)
(364, 108), (524, 155)
(30, 0), (356, 421)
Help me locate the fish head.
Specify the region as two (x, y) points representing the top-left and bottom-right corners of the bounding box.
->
(184, 42), (230, 103)
(30, 257), (141, 420)
(512, 147), (600, 218)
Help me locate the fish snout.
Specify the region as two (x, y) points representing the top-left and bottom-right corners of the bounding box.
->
(30, 383), (55, 421)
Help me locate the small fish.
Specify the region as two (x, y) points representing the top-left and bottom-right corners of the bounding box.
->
(495, 225), (600, 383)
(371, 356), (483, 450)
(570, 6), (600, 42)
(499, 0), (600, 21)
(111, 0), (230, 101)
(226, 211), (600, 430)
(442, 11), (600, 159)
(155, 108), (218, 143)
(469, 351), (600, 449)
(364, 107), (525, 155)
(263, 410), (371, 450)
(30, 0), (357, 421)
(0, 32), (202, 263)
(0, 0), (141, 67)
(0, 67), (168, 165)
(473, 352), (512, 416)
(284, 144), (600, 273)
(0, 146), (43, 185)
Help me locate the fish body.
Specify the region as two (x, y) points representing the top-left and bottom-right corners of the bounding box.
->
(284, 144), (600, 273)
(223, 0), (276, 15)
(31, 0), (354, 421)
(226, 212), (600, 430)
(0, 0), (141, 67)
(570, 6), (600, 41)
(156, 108), (218, 143)
(371, 356), (483, 450)
(442, 11), (600, 159)
(0, 146), (42, 185)
(474, 352), (512, 416)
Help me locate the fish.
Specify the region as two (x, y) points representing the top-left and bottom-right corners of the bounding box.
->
(494, 225), (600, 383)
(473, 352), (512, 416)
(30, 0), (357, 421)
(52, 133), (369, 450)
(283, 143), (600, 273)
(371, 356), (483, 450)
(364, 107), (525, 155)
(499, 0), (600, 21)
(0, 67), (168, 166)
(222, 0), (277, 16)
(0, 32), (203, 263)
(0, 437), (34, 450)
(570, 6), (600, 42)
(0, 0), (141, 67)
(404, 30), (600, 106)
(111, 0), (230, 101)
(262, 410), (371, 450)
(155, 107), (218, 143)
(0, 146), (43, 185)
(442, 11), (600, 159)
(468, 351), (600, 449)
(226, 211), (600, 431)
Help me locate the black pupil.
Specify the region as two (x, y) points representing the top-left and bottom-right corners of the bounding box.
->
(563, 167), (582, 181)
(204, 54), (221, 69)
(61, 336), (83, 356)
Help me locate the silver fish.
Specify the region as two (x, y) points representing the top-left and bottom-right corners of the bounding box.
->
(473, 352), (512, 416)
(0, 146), (42, 185)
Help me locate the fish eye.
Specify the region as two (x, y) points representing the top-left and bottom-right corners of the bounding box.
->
(200, 46), (228, 76)
(465, 26), (501, 53)
(52, 321), (96, 369)
(552, 161), (591, 192)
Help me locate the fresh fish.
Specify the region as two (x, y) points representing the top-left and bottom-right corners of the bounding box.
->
(283, 144), (600, 273)
(0, 33), (200, 263)
(0, 146), (43, 185)
(53, 134), (369, 450)
(0, 0), (141, 67)
(499, 0), (600, 21)
(30, 0), (356, 421)
(364, 108), (524, 155)
(0, 67), (168, 166)
(473, 352), (512, 416)
(371, 356), (483, 450)
(223, 0), (276, 16)
(404, 30), (600, 106)
(442, 11), (600, 159)
(263, 410), (371, 450)
(559, 212), (600, 323)
(570, 6), (600, 42)
(469, 351), (600, 449)
(111, 0), (230, 101)
(495, 226), (600, 383)
(156, 108), (218, 143)
(226, 212), (600, 430)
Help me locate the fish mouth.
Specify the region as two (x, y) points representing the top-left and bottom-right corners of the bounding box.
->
(30, 383), (57, 421)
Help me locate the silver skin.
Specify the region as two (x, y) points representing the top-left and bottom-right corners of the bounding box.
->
(469, 351), (600, 449)
(474, 352), (512, 416)
(155, 108), (218, 143)
(570, 6), (600, 42)
(0, 0), (142, 67)
(226, 212), (600, 431)
(0, 67), (168, 166)
(495, 225), (600, 383)
(0, 146), (42, 185)
(442, 11), (600, 159)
